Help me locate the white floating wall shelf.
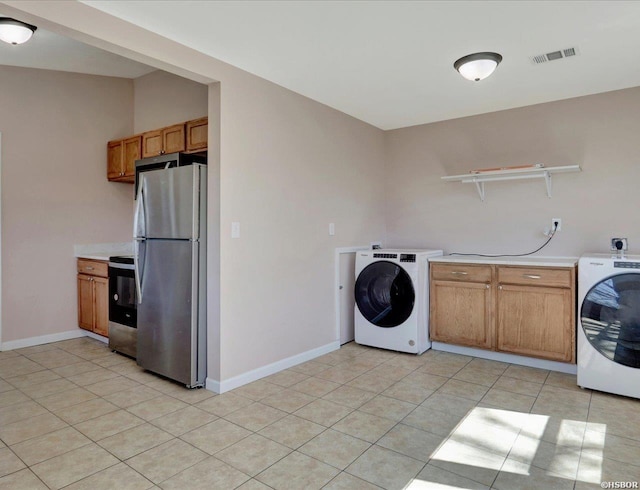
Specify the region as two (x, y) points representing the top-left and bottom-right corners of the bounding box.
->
(441, 164), (581, 201)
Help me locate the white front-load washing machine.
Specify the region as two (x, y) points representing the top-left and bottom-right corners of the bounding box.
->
(578, 253), (640, 399)
(354, 248), (443, 354)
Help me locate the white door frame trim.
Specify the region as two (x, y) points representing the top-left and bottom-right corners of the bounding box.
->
(334, 246), (368, 343)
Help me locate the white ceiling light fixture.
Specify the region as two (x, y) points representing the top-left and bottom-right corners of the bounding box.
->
(0, 17), (37, 45)
(454, 52), (503, 82)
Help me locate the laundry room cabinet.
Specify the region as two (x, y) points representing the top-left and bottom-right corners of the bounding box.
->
(429, 258), (577, 363)
(496, 266), (575, 362)
(430, 263), (494, 349)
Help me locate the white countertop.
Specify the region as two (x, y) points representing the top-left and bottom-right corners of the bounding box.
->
(74, 242), (133, 261)
(429, 255), (578, 267)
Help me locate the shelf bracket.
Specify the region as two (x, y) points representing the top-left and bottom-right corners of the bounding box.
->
(473, 179), (485, 202)
(544, 171), (552, 198)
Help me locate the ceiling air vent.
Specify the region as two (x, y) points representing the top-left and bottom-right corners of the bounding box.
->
(530, 46), (579, 64)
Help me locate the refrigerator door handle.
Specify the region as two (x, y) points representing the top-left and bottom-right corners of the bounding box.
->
(133, 177), (146, 239)
(133, 177), (146, 304)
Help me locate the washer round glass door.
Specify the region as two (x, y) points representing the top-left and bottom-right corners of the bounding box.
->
(581, 273), (640, 368)
(355, 261), (415, 328)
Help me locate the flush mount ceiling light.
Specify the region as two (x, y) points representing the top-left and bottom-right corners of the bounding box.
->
(454, 52), (502, 82)
(0, 17), (37, 45)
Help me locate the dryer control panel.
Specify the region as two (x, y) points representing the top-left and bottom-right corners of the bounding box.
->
(614, 261), (640, 269)
(373, 253), (398, 259)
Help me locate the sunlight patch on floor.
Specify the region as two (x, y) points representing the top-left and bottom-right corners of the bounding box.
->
(576, 422), (607, 484)
(404, 479), (476, 489)
(408, 407), (609, 487)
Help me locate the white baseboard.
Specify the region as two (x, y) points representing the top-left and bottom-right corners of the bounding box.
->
(1, 329), (87, 351)
(431, 342), (577, 375)
(206, 340), (340, 394)
(83, 331), (108, 344)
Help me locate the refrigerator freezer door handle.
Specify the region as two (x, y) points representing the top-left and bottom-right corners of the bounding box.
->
(134, 239), (143, 304)
(133, 177), (146, 239)
(192, 165), (200, 240)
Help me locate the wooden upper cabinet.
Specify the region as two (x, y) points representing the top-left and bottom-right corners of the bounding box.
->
(107, 135), (141, 183)
(163, 124), (186, 154)
(107, 140), (123, 180)
(142, 130), (163, 158)
(186, 117), (208, 152)
(122, 136), (142, 180)
(109, 117), (207, 182)
(142, 124), (186, 158)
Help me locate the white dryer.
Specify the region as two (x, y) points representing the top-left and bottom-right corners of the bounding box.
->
(578, 253), (640, 399)
(354, 248), (443, 354)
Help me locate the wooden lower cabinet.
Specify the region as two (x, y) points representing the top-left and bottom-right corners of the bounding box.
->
(430, 262), (576, 363)
(77, 260), (109, 337)
(497, 284), (574, 362)
(77, 274), (94, 331)
(430, 280), (493, 349)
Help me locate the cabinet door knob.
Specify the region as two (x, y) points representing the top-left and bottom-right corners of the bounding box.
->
(451, 271), (468, 275)
(498, 285), (503, 290)
(523, 274), (541, 279)
(486, 284), (490, 289)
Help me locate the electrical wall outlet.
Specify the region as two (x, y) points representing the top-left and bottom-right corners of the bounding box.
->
(552, 218), (562, 232)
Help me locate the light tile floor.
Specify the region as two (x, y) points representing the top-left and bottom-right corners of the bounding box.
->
(0, 338), (639, 489)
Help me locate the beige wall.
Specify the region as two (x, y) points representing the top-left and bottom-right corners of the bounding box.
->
(0, 65), (135, 343)
(1, 2), (387, 386)
(218, 67), (386, 379)
(133, 70), (208, 133)
(385, 87), (640, 257)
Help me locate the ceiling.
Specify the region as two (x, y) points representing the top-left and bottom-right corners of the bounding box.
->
(7, 1), (640, 130)
(0, 12), (155, 79)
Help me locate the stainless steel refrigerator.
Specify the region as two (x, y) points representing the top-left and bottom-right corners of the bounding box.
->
(133, 163), (207, 388)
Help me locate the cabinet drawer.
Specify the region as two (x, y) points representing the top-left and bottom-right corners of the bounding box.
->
(77, 259), (108, 278)
(431, 263), (492, 283)
(498, 266), (573, 288)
